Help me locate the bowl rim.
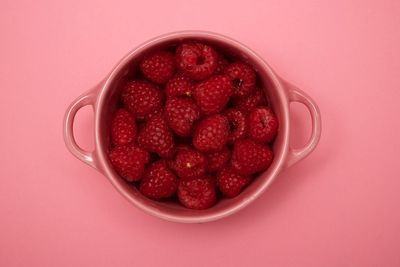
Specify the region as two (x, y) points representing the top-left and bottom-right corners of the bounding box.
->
(94, 30), (290, 223)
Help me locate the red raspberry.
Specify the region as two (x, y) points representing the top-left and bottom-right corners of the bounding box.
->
(139, 160), (178, 199)
(121, 80), (163, 120)
(193, 114), (229, 152)
(165, 97), (201, 137)
(214, 54), (229, 74)
(233, 87), (267, 114)
(217, 167), (251, 198)
(194, 75), (232, 114)
(224, 61), (256, 98)
(165, 74), (196, 98)
(248, 107), (279, 143)
(140, 50), (176, 84)
(206, 146), (230, 172)
(167, 144), (191, 171)
(138, 115), (175, 158)
(111, 109), (137, 146)
(173, 147), (207, 179)
(178, 176), (216, 210)
(231, 139), (274, 175)
(109, 145), (150, 182)
(176, 42), (218, 80)
(145, 107), (164, 121)
(225, 108), (246, 144)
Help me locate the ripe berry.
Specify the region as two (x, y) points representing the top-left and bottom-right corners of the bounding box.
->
(145, 107), (164, 121)
(248, 107), (278, 143)
(165, 97), (201, 137)
(178, 176), (216, 210)
(233, 87), (267, 114)
(167, 144), (191, 171)
(194, 74), (232, 114)
(217, 167), (251, 198)
(206, 146), (230, 172)
(111, 109), (137, 146)
(173, 148), (207, 179)
(193, 114), (229, 152)
(176, 42), (218, 80)
(225, 108), (246, 143)
(121, 80), (163, 120)
(231, 139), (273, 175)
(140, 160), (178, 199)
(224, 61), (256, 98)
(165, 74), (196, 98)
(138, 115), (175, 158)
(140, 50), (176, 84)
(109, 145), (150, 182)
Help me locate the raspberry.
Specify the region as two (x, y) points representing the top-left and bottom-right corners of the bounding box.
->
(121, 80), (163, 120)
(233, 87), (267, 114)
(231, 139), (274, 175)
(224, 61), (256, 98)
(165, 97), (201, 137)
(214, 54), (229, 74)
(206, 146), (230, 172)
(109, 145), (150, 182)
(111, 109), (137, 146)
(138, 115), (175, 158)
(217, 167), (251, 198)
(140, 50), (176, 84)
(176, 42), (218, 80)
(194, 75), (232, 114)
(178, 176), (216, 210)
(225, 108), (246, 144)
(248, 107), (279, 143)
(172, 147), (207, 179)
(145, 107), (164, 121)
(167, 144), (191, 171)
(193, 114), (229, 152)
(165, 74), (196, 98)
(139, 160), (178, 199)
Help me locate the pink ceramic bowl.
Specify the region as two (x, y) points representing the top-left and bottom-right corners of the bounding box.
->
(63, 31), (321, 223)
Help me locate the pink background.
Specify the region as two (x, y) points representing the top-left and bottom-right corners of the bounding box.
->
(1, 0), (400, 266)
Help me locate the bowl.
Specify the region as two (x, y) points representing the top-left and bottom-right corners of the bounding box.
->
(63, 31), (321, 223)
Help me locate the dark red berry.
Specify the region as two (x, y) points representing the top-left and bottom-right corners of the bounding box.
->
(140, 50), (176, 84)
(178, 176), (216, 210)
(137, 115), (175, 158)
(109, 145), (150, 182)
(224, 61), (256, 98)
(165, 73), (196, 98)
(248, 107), (279, 143)
(225, 108), (247, 143)
(165, 97), (201, 137)
(193, 114), (229, 152)
(176, 42), (218, 80)
(233, 87), (267, 114)
(140, 160), (178, 199)
(173, 148), (207, 179)
(231, 139), (273, 175)
(111, 109), (137, 146)
(217, 167), (251, 198)
(121, 80), (163, 120)
(194, 74), (232, 114)
(206, 146), (230, 172)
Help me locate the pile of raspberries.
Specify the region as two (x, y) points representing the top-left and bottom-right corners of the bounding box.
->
(108, 41), (278, 210)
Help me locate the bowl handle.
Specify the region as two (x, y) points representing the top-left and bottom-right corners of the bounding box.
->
(63, 85), (100, 170)
(283, 81), (322, 169)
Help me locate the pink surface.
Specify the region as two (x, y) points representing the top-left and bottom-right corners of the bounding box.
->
(1, 0), (399, 266)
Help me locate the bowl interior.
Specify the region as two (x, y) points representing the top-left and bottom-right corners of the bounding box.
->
(96, 32), (288, 222)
